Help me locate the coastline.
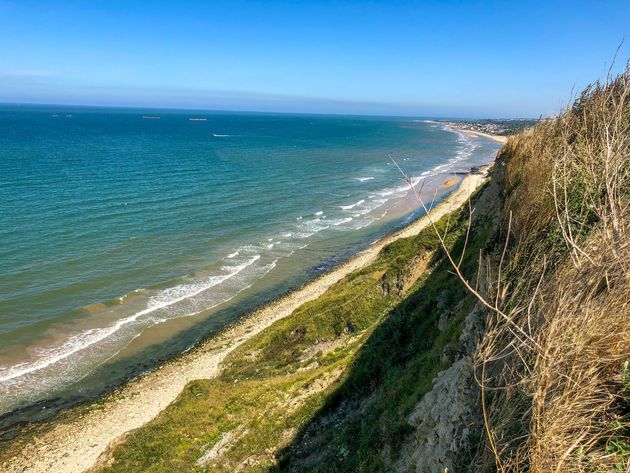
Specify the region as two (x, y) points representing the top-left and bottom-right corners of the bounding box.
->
(446, 125), (508, 143)
(422, 119), (509, 144)
(0, 171), (490, 473)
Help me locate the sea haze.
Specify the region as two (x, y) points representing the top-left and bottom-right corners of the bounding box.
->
(0, 105), (501, 419)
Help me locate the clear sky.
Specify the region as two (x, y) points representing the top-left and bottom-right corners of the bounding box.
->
(1, 0), (629, 118)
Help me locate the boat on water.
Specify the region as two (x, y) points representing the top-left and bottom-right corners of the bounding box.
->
(189, 117), (207, 121)
(142, 116), (160, 120)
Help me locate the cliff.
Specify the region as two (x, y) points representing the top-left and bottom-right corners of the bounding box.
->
(92, 66), (629, 472)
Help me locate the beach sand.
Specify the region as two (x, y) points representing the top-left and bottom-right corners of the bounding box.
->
(0, 172), (489, 473)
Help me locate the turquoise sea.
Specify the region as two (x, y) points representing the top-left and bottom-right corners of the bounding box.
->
(0, 105), (500, 427)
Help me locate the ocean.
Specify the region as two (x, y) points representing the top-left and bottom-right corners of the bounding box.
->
(0, 105), (500, 426)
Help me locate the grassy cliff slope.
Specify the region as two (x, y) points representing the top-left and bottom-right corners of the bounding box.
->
(98, 183), (498, 472)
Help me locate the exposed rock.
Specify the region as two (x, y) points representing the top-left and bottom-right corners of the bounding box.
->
(395, 357), (479, 473)
(394, 308), (483, 473)
(458, 307), (483, 356)
(380, 253), (432, 297)
(196, 430), (239, 466)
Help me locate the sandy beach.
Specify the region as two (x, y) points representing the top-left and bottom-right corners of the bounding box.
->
(448, 126), (509, 144)
(0, 172), (489, 473)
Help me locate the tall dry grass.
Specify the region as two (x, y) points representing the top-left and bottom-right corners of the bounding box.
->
(475, 63), (630, 471)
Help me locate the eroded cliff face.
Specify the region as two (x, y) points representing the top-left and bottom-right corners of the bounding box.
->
(390, 176), (504, 473)
(394, 312), (482, 473)
(276, 175), (505, 473)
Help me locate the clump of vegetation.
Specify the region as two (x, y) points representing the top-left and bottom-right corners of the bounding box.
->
(474, 62), (630, 471)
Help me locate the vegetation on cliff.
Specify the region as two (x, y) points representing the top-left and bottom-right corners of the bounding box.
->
(473, 64), (630, 471)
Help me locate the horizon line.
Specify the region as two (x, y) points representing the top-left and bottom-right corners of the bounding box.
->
(0, 100), (541, 121)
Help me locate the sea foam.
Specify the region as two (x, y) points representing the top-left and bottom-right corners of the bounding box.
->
(0, 255), (261, 383)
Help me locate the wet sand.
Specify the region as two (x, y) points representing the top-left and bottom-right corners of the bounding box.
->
(441, 178), (459, 188)
(0, 173), (489, 473)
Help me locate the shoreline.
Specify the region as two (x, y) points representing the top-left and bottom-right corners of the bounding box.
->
(0, 171), (490, 473)
(445, 125), (508, 143)
(422, 119), (509, 144)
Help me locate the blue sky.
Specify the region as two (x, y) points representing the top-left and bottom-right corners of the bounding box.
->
(1, 1), (628, 117)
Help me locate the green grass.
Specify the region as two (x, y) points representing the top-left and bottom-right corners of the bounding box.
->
(101, 367), (352, 473)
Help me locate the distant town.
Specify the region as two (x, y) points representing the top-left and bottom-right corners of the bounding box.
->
(440, 118), (539, 136)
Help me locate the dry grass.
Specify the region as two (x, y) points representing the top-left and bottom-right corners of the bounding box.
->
(528, 246), (629, 471)
(474, 62), (630, 472)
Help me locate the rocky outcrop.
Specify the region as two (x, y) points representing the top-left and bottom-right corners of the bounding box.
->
(380, 253), (432, 297)
(394, 308), (483, 473)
